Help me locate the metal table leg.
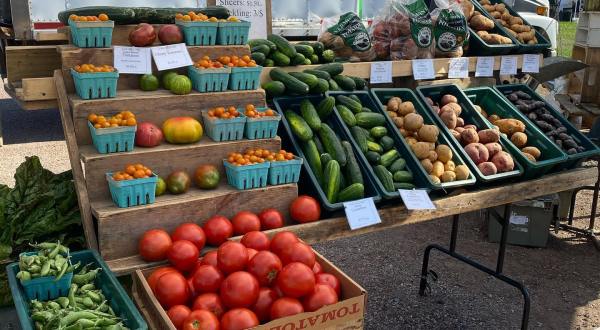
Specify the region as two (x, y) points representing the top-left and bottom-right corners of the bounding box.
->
(419, 205), (531, 329)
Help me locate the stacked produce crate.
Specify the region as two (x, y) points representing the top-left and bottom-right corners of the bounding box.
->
(573, 12), (600, 104)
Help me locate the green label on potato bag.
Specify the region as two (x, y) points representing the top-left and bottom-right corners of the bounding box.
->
(327, 12), (372, 51)
(434, 9), (469, 52)
(405, 0), (433, 48)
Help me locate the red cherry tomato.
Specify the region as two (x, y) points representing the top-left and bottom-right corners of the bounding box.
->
(167, 240), (200, 272)
(252, 287), (278, 322)
(258, 208), (284, 230)
(167, 305), (191, 330)
(220, 308), (259, 330)
(290, 195), (321, 223)
(172, 223), (206, 251)
(270, 297), (304, 320)
(191, 265), (223, 294)
(200, 251), (218, 268)
(312, 261), (323, 274)
(203, 215), (233, 246)
(279, 242), (316, 268)
(276, 262), (315, 298)
(155, 271), (191, 309)
(269, 231), (299, 257)
(316, 273), (341, 297)
(182, 310), (219, 330)
(246, 248), (258, 260)
(192, 293), (224, 318)
(231, 211), (261, 236)
(217, 241), (249, 274)
(220, 271), (259, 308)
(147, 267), (177, 293)
(302, 284), (338, 312)
(139, 229), (172, 261)
(247, 251), (282, 287)
(240, 231), (270, 251)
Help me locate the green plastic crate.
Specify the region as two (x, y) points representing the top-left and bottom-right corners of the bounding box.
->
(464, 86), (567, 179)
(416, 84), (524, 183)
(495, 84), (600, 169)
(465, 25), (518, 56)
(369, 88), (478, 190)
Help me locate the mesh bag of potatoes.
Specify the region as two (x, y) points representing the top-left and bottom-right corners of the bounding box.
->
(318, 12), (377, 62)
(430, 0), (470, 57)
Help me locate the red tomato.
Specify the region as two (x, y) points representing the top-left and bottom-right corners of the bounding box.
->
(276, 262), (315, 298)
(191, 265), (223, 293)
(220, 308), (259, 330)
(167, 305), (191, 330)
(167, 240), (200, 272)
(217, 241), (248, 274)
(155, 271), (191, 308)
(240, 231), (270, 251)
(147, 267), (177, 293)
(269, 231), (299, 257)
(203, 215), (233, 246)
(272, 283), (284, 298)
(172, 223), (206, 251)
(220, 271), (259, 308)
(231, 211), (261, 235)
(190, 259), (204, 275)
(200, 251), (218, 268)
(312, 261), (323, 274)
(182, 310), (219, 330)
(247, 251), (282, 287)
(258, 208), (284, 230)
(302, 284), (338, 312)
(290, 195), (321, 223)
(192, 293), (224, 318)
(246, 248), (258, 260)
(270, 297), (304, 320)
(187, 277), (196, 298)
(139, 229), (172, 261)
(252, 287), (278, 322)
(279, 242), (315, 268)
(316, 273), (341, 296)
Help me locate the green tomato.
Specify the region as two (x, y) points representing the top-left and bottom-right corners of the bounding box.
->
(155, 177), (167, 196)
(140, 74), (159, 91)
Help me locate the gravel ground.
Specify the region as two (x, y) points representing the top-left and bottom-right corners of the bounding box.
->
(1, 89), (600, 329)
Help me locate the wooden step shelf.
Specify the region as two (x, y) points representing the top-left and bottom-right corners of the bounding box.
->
(95, 183), (299, 261)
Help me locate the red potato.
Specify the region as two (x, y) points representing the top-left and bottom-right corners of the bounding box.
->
(491, 151), (515, 172)
(441, 103), (462, 116)
(484, 142), (502, 157)
(477, 162), (498, 175)
(478, 129), (500, 144)
(460, 128), (479, 145)
(450, 129), (461, 141)
(441, 94), (458, 106)
(440, 110), (457, 129)
(432, 105), (441, 115)
(456, 117), (465, 127)
(464, 143), (489, 164)
(454, 126), (465, 133)
(463, 124), (478, 131)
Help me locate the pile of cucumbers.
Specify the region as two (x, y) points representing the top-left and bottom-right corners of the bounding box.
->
(264, 62), (368, 98)
(249, 35), (335, 67)
(337, 95), (417, 193)
(283, 97), (366, 204)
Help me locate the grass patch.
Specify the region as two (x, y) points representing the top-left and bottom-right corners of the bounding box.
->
(558, 21), (577, 57)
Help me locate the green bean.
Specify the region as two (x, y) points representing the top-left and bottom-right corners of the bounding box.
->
(32, 242), (58, 250)
(56, 296), (70, 308)
(86, 291), (102, 303)
(64, 323), (83, 330)
(55, 256), (67, 270)
(47, 301), (61, 310)
(55, 262), (69, 281)
(82, 297), (94, 308)
(35, 321), (43, 330)
(95, 318), (117, 326)
(73, 269), (101, 285)
(65, 261), (81, 274)
(94, 301), (107, 312)
(48, 242), (61, 259)
(40, 261), (51, 276)
(77, 318), (96, 328)
(17, 270), (31, 281)
(80, 284), (95, 292)
(31, 300), (44, 311)
(29, 265), (41, 273)
(31, 311), (53, 322)
(68, 283), (78, 308)
(107, 306), (115, 316)
(59, 311), (98, 326)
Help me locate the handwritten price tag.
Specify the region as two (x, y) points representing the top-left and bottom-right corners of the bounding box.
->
(522, 54), (540, 73)
(475, 57), (494, 77)
(113, 46), (152, 74)
(412, 59), (435, 80)
(344, 198), (382, 230)
(448, 57), (469, 79)
(398, 189), (436, 210)
(151, 43), (193, 71)
(370, 61), (392, 84)
(500, 56), (518, 75)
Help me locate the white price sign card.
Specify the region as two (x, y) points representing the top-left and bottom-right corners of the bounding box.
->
(113, 46), (152, 74)
(475, 56), (494, 77)
(343, 198), (382, 230)
(500, 56), (518, 75)
(448, 57), (469, 79)
(398, 189), (436, 210)
(412, 59), (435, 80)
(370, 61), (393, 84)
(218, 0), (267, 39)
(522, 54), (540, 73)
(151, 43), (193, 71)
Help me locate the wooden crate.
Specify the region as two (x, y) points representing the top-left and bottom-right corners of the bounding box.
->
(572, 44), (600, 104)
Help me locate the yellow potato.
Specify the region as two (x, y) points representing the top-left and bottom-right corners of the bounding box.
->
(444, 160), (456, 172)
(436, 144), (453, 163)
(455, 165), (470, 180)
(432, 161), (445, 177)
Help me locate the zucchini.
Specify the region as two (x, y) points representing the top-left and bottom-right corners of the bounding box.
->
(366, 151), (381, 164)
(379, 149), (400, 168)
(367, 141), (383, 154)
(334, 75), (357, 91)
(316, 96), (335, 119)
(270, 68), (309, 95)
(393, 170), (413, 183)
(356, 112), (386, 128)
(268, 34), (297, 58)
(328, 79), (342, 91)
(320, 153), (333, 166)
(263, 59), (275, 67)
(338, 183), (365, 202)
(301, 139), (323, 185)
(336, 95), (362, 114)
(311, 41), (325, 55)
(316, 63), (344, 76)
(337, 105), (356, 127)
(303, 69), (331, 80)
(374, 165), (395, 192)
(350, 126), (369, 154)
(389, 158), (407, 173)
(271, 51), (291, 66)
(284, 110), (313, 141)
(248, 39), (277, 52)
(251, 44), (271, 56)
(290, 53), (307, 66)
(289, 72), (319, 89)
(319, 123), (347, 167)
(309, 78), (330, 94)
(342, 141), (363, 185)
(349, 76), (367, 90)
(379, 136), (395, 151)
(323, 160), (341, 203)
(294, 44), (314, 57)
(370, 126), (388, 139)
(262, 81), (286, 98)
(314, 136), (325, 154)
(250, 52), (266, 65)
(300, 99), (322, 132)
(394, 182), (416, 190)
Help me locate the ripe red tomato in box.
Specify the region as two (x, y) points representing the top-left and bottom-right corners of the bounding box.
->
(247, 251), (282, 287)
(171, 223), (206, 251)
(279, 242), (315, 268)
(258, 208), (284, 229)
(155, 271), (191, 308)
(246, 248), (258, 260)
(270, 231), (299, 256)
(182, 309), (219, 330)
(252, 287), (279, 322)
(191, 265), (223, 294)
(192, 293), (225, 318)
(270, 297), (304, 320)
(217, 241), (249, 274)
(147, 266), (177, 293)
(220, 271), (259, 308)
(302, 284), (339, 312)
(200, 251), (218, 268)
(276, 262), (315, 298)
(167, 304), (191, 330)
(220, 308), (259, 330)
(316, 273), (341, 297)
(139, 229), (172, 261)
(231, 211), (261, 235)
(167, 240), (200, 272)
(289, 195), (321, 223)
(240, 231), (270, 251)
(203, 215), (233, 246)
(312, 261), (323, 274)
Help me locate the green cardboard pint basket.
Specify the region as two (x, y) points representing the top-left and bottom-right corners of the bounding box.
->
(244, 107), (281, 139)
(176, 20), (218, 46)
(268, 157), (303, 185)
(202, 110), (247, 142)
(229, 66), (262, 91)
(224, 160), (270, 190)
(107, 173), (158, 208)
(68, 19), (114, 48)
(13, 252), (73, 302)
(188, 66), (231, 92)
(71, 69), (119, 100)
(217, 21), (251, 45)
(88, 121), (136, 154)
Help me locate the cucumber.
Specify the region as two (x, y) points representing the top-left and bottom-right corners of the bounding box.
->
(314, 136), (325, 154)
(389, 158), (407, 173)
(289, 72), (319, 88)
(294, 44), (314, 57)
(262, 81), (286, 97)
(60, 6), (231, 24)
(267, 34), (297, 58)
(320, 153), (333, 166)
(309, 78), (329, 94)
(356, 112), (386, 128)
(250, 52), (266, 65)
(263, 59), (275, 67)
(334, 75), (357, 91)
(361, 107), (373, 112)
(367, 141), (383, 154)
(370, 126), (388, 139)
(348, 76), (367, 90)
(366, 151), (381, 164)
(248, 39), (277, 52)
(301, 139), (323, 185)
(342, 141), (363, 185)
(393, 170), (413, 183)
(321, 49), (335, 63)
(303, 59), (312, 65)
(316, 63), (344, 76)
(300, 99), (322, 132)
(350, 126), (369, 154)
(316, 96), (335, 119)
(339, 172), (347, 190)
(290, 53), (307, 66)
(336, 95), (362, 114)
(337, 183), (365, 202)
(303, 69), (331, 80)
(271, 51), (291, 66)
(349, 95), (361, 103)
(270, 68), (309, 95)
(251, 44), (271, 56)
(379, 149), (399, 168)
(379, 136), (394, 151)
(374, 165), (395, 192)
(284, 110), (313, 141)
(59, 7), (136, 24)
(323, 160), (341, 203)
(319, 123), (347, 167)
(337, 105), (357, 127)
(310, 55), (320, 65)
(394, 182), (416, 190)
(311, 41), (325, 55)
(328, 79), (341, 91)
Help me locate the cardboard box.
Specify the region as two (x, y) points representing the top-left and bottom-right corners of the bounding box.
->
(132, 251), (367, 330)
